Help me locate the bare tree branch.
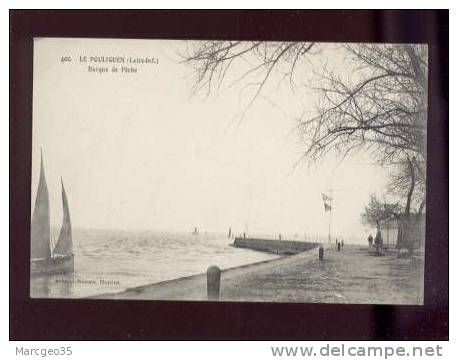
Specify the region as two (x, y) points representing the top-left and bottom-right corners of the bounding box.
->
(181, 41), (428, 215)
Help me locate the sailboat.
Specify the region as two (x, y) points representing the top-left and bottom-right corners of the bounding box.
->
(30, 151), (74, 275)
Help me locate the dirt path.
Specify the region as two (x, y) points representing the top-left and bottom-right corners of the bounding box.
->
(92, 245), (424, 304)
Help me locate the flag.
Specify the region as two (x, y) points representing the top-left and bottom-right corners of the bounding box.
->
(322, 193), (332, 212)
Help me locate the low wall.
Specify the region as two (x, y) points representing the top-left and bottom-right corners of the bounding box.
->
(233, 237), (319, 255)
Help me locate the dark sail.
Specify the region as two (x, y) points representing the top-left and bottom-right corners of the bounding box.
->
(53, 178), (73, 257)
(31, 150), (51, 259)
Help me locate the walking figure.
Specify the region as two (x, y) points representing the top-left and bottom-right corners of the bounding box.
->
(367, 234), (373, 248)
(337, 242), (341, 251)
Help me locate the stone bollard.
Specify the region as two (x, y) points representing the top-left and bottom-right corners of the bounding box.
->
(319, 246), (324, 261)
(207, 265), (221, 300)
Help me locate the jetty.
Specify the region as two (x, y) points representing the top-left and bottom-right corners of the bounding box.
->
(233, 237), (318, 254)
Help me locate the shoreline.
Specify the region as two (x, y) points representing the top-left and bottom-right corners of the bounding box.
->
(102, 253), (289, 297)
(88, 244), (324, 300)
(89, 238), (320, 299)
(88, 244), (424, 305)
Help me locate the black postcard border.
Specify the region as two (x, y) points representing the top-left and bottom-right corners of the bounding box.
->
(10, 10), (449, 340)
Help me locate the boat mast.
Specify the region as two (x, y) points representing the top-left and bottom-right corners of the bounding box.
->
(31, 149), (51, 260)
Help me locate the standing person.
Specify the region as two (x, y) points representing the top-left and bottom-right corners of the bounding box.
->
(367, 234), (373, 248)
(341, 239), (344, 248)
(337, 241), (341, 251)
(278, 233), (282, 240)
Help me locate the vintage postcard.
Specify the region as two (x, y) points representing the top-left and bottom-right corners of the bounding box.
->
(31, 38), (426, 304)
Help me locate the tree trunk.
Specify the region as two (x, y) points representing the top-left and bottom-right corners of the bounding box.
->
(417, 198), (425, 218)
(404, 157), (416, 220)
(405, 45), (427, 91)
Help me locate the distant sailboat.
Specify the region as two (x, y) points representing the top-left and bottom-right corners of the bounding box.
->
(30, 151), (74, 275)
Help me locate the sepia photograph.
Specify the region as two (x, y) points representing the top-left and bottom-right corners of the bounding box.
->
(30, 37), (427, 305)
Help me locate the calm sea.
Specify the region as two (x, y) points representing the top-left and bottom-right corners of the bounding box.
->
(30, 228), (280, 299)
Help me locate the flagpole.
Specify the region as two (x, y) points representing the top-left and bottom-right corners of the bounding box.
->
(327, 162), (340, 245)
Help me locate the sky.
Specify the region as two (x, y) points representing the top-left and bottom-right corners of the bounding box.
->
(32, 38), (391, 243)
